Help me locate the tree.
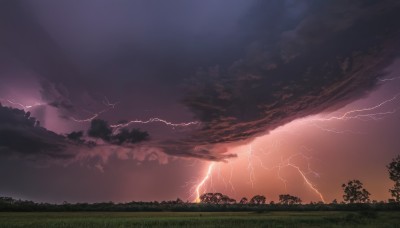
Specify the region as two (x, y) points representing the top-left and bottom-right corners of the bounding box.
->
(88, 119), (112, 141)
(220, 195), (231, 204)
(389, 182), (400, 202)
(278, 194), (302, 205)
(387, 155), (400, 202)
(199, 193), (234, 204)
(250, 195), (266, 205)
(175, 198), (184, 204)
(200, 193), (214, 204)
(239, 197), (248, 204)
(342, 179), (370, 203)
(211, 193), (223, 204)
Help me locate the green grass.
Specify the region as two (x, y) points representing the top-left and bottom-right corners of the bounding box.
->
(0, 211), (400, 228)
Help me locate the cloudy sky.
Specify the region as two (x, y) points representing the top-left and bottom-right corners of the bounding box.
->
(1, 0), (400, 203)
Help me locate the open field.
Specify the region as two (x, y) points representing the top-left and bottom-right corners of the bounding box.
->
(0, 211), (399, 228)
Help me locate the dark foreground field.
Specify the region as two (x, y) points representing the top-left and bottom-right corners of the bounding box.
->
(0, 211), (399, 228)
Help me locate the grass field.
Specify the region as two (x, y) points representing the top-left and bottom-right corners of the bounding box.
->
(0, 211), (399, 227)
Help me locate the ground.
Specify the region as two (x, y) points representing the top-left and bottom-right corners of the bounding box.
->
(0, 211), (399, 227)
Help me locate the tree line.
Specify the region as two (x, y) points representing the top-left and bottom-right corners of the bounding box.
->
(1, 196), (399, 212)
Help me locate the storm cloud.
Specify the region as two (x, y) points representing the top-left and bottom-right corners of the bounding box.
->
(1, 0), (400, 161)
(0, 103), (161, 169)
(0, 104), (70, 160)
(176, 0), (400, 159)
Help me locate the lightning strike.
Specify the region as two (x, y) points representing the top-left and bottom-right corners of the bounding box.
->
(311, 123), (366, 135)
(292, 166), (325, 203)
(1, 99), (45, 110)
(70, 97), (199, 128)
(379, 76), (400, 82)
(313, 93), (399, 122)
(70, 109), (110, 123)
(110, 118), (200, 129)
(191, 142), (325, 203)
(253, 145), (325, 203)
(102, 97), (119, 108)
(247, 144), (256, 188)
(274, 153), (325, 203)
(194, 162), (215, 202)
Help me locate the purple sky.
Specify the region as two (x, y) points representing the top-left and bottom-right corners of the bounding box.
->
(1, 0), (400, 203)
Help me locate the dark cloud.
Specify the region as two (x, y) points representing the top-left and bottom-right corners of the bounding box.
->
(174, 0), (400, 159)
(0, 103), (70, 160)
(1, 0), (400, 162)
(0, 0), (92, 116)
(87, 119), (150, 145)
(87, 119), (113, 142)
(66, 131), (84, 142)
(0, 104), (153, 165)
(112, 128), (150, 145)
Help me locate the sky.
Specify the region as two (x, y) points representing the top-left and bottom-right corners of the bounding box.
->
(1, 0), (400, 203)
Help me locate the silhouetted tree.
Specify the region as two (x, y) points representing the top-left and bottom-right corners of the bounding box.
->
(278, 194), (302, 205)
(342, 180), (370, 203)
(250, 195), (266, 205)
(199, 193), (235, 205)
(239, 197), (248, 204)
(220, 195), (231, 204)
(88, 119), (112, 141)
(387, 155), (400, 202)
(211, 193), (223, 204)
(175, 198), (184, 204)
(0, 197), (15, 204)
(200, 193), (214, 204)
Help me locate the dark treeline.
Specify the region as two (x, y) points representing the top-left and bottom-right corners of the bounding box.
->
(0, 196), (400, 212)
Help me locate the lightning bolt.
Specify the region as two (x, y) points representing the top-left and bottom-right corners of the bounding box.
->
(1, 96), (199, 134)
(193, 162), (215, 203)
(0, 99), (45, 110)
(190, 142), (326, 203)
(313, 93), (399, 122)
(189, 93), (400, 204)
(69, 97), (200, 128)
(69, 97), (119, 122)
(102, 96), (119, 108)
(379, 76), (400, 82)
(293, 166), (325, 203)
(247, 144), (256, 188)
(70, 109), (110, 123)
(110, 118), (200, 129)
(273, 153), (325, 203)
(310, 123), (366, 135)
(252, 145), (325, 203)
